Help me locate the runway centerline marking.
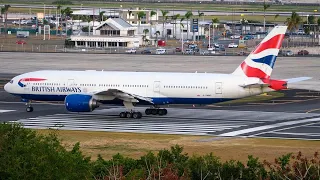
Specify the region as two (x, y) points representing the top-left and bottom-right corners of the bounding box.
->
(218, 118), (320, 137)
(306, 108), (320, 114)
(0, 110), (15, 113)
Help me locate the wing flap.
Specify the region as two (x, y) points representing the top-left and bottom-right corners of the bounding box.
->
(92, 89), (154, 104)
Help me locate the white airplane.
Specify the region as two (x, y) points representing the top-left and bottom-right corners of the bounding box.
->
(4, 26), (311, 119)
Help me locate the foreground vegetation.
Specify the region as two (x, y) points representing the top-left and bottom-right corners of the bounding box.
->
(1, 122), (320, 179)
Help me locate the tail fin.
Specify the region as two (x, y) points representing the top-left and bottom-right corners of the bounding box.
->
(232, 26), (287, 79)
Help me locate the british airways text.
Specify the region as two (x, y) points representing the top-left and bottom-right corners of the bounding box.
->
(31, 86), (82, 93)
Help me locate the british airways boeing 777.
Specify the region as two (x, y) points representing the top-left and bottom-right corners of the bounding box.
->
(4, 26), (311, 119)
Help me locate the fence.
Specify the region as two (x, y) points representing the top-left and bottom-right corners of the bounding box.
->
(0, 43), (320, 56)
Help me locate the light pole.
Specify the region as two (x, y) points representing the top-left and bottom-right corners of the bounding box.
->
(313, 9), (317, 45)
(240, 14), (244, 35)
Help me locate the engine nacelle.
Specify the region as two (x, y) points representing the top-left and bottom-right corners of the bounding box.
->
(64, 94), (99, 112)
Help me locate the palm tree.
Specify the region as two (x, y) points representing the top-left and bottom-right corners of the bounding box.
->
(180, 17), (185, 40)
(160, 10), (169, 38)
(1, 5), (10, 37)
(274, 14), (279, 25)
(263, 0), (271, 32)
(64, 7), (73, 17)
(143, 28), (149, 46)
(198, 10), (204, 40)
(154, 30), (160, 47)
(137, 11), (146, 35)
(99, 11), (106, 22)
(172, 14), (180, 38)
(56, 5), (62, 35)
(0, 7), (5, 33)
(285, 11), (302, 33)
(150, 10), (157, 38)
(184, 11), (193, 40)
(211, 18), (219, 41)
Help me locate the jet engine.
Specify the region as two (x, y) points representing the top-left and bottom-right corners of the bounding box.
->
(64, 94), (99, 112)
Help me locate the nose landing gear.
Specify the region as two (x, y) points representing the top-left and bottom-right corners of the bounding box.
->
(25, 101), (33, 112)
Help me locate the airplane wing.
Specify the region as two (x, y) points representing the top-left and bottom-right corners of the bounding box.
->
(90, 89), (154, 104)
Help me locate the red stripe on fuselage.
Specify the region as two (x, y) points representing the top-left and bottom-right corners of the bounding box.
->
(253, 34), (285, 54)
(240, 62), (270, 79)
(20, 78), (47, 82)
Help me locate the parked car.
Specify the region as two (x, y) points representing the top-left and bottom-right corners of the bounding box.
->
(16, 40), (26, 45)
(184, 49), (194, 55)
(175, 47), (182, 52)
(297, 29), (305, 35)
(281, 50), (293, 56)
(297, 50), (309, 55)
(141, 49), (152, 54)
(156, 48), (166, 54)
(228, 43), (238, 48)
(244, 35), (254, 40)
(16, 33), (28, 38)
(230, 35), (241, 39)
(200, 50), (210, 55)
(215, 45), (225, 51)
(237, 51), (248, 56)
(125, 48), (137, 54)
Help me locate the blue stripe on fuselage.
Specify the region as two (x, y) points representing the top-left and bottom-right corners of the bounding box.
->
(10, 93), (235, 105)
(251, 55), (277, 68)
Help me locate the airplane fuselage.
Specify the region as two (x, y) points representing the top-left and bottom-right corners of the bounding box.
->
(5, 70), (270, 105)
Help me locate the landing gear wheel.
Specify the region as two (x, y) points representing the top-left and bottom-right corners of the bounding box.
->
(158, 109), (167, 115)
(119, 112), (126, 118)
(145, 109), (152, 115)
(26, 107), (33, 112)
(133, 112), (142, 119)
(151, 109), (158, 115)
(163, 109), (167, 115)
(126, 112), (133, 118)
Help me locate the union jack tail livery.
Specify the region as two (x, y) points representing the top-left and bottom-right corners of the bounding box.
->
(232, 26), (287, 79)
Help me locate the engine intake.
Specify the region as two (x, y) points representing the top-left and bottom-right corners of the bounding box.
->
(64, 94), (99, 112)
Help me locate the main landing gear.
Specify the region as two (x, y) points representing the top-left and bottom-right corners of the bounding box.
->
(119, 101), (142, 119)
(118, 102), (168, 119)
(25, 101), (33, 112)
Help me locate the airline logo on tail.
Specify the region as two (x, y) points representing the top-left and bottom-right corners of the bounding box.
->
(232, 26), (287, 80)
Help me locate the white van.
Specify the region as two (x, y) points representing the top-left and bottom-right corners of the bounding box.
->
(156, 48), (166, 54)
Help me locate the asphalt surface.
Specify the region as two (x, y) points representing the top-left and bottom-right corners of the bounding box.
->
(1, 72), (320, 140)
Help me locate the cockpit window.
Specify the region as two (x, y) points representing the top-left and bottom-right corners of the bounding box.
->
(9, 80), (13, 84)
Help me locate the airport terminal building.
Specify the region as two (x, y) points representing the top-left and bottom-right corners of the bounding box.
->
(70, 18), (140, 48)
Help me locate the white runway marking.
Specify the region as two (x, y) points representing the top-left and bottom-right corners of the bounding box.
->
(8, 107), (320, 140)
(218, 118), (320, 137)
(0, 110), (15, 113)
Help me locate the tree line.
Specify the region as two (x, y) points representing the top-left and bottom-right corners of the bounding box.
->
(1, 122), (320, 179)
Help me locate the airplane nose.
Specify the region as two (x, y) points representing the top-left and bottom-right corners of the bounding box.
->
(4, 83), (9, 92)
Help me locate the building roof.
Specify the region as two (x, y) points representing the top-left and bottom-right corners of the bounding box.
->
(112, 18), (132, 28)
(72, 9), (119, 16)
(94, 18), (136, 31)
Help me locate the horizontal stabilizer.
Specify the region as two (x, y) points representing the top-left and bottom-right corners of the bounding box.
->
(284, 77), (312, 83)
(239, 83), (269, 88)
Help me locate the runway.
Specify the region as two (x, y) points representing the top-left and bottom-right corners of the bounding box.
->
(1, 53), (320, 141)
(1, 101), (320, 140)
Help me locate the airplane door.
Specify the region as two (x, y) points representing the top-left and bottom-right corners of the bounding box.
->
(67, 79), (75, 86)
(215, 82), (222, 94)
(23, 78), (30, 93)
(153, 81), (161, 96)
